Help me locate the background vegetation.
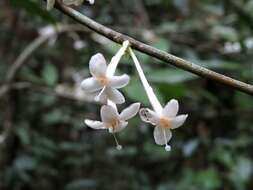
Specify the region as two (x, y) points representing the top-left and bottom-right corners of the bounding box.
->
(1, 0), (253, 189)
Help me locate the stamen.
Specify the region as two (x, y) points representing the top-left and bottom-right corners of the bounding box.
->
(112, 133), (122, 150)
(96, 76), (109, 86)
(94, 86), (106, 102)
(163, 129), (171, 152)
(109, 127), (113, 133)
(159, 117), (172, 129)
(165, 145), (171, 152)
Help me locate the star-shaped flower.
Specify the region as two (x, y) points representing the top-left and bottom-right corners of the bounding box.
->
(81, 53), (130, 104)
(85, 103), (140, 149)
(139, 99), (188, 151)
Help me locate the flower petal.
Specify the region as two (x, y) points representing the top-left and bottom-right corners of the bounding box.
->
(153, 126), (172, 145)
(162, 99), (179, 118)
(81, 77), (102, 93)
(89, 53), (107, 77)
(171, 114), (188, 129)
(84, 119), (105, 129)
(109, 74), (130, 89)
(139, 108), (159, 125)
(101, 105), (118, 123)
(113, 121), (128, 133)
(106, 87), (125, 104)
(119, 103), (140, 121)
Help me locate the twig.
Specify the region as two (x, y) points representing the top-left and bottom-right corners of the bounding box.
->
(51, 1), (253, 96)
(6, 24), (86, 83)
(0, 24), (88, 98)
(6, 35), (49, 82)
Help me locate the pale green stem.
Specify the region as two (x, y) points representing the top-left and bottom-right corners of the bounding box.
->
(106, 40), (130, 110)
(106, 40), (130, 77)
(129, 48), (163, 115)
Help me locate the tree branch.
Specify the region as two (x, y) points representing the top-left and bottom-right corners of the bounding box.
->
(52, 1), (253, 96)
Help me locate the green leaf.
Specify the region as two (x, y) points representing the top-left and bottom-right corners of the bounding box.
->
(123, 78), (164, 105)
(16, 127), (30, 145)
(195, 168), (222, 190)
(182, 139), (199, 157)
(230, 157), (253, 183)
(65, 179), (97, 190)
(211, 25), (238, 41)
(42, 63), (58, 86)
(152, 38), (170, 52)
(148, 69), (196, 84)
(14, 156), (37, 171)
(10, 0), (56, 24)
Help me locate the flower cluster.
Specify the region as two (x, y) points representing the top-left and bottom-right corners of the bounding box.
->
(81, 41), (188, 151)
(46, 0), (94, 11)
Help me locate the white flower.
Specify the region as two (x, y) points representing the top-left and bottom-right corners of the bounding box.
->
(139, 99), (188, 151)
(129, 47), (188, 151)
(81, 53), (130, 104)
(85, 103), (140, 149)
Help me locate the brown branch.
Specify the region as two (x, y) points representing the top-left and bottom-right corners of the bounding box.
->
(51, 1), (253, 96)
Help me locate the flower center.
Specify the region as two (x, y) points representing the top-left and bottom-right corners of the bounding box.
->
(107, 118), (120, 132)
(159, 117), (172, 129)
(96, 75), (109, 86)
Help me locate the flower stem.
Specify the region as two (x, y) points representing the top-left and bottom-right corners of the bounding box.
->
(106, 40), (129, 77)
(129, 48), (163, 114)
(106, 41), (129, 109)
(112, 133), (122, 150)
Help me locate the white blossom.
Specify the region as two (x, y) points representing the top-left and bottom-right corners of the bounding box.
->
(81, 53), (129, 104)
(129, 48), (188, 151)
(140, 99), (188, 151)
(85, 103), (140, 149)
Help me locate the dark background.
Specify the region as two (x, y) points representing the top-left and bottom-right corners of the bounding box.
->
(1, 0), (253, 189)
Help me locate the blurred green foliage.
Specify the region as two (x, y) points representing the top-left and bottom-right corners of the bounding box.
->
(1, 0), (253, 190)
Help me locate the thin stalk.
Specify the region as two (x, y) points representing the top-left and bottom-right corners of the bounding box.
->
(106, 40), (129, 109)
(129, 48), (163, 114)
(106, 40), (129, 77)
